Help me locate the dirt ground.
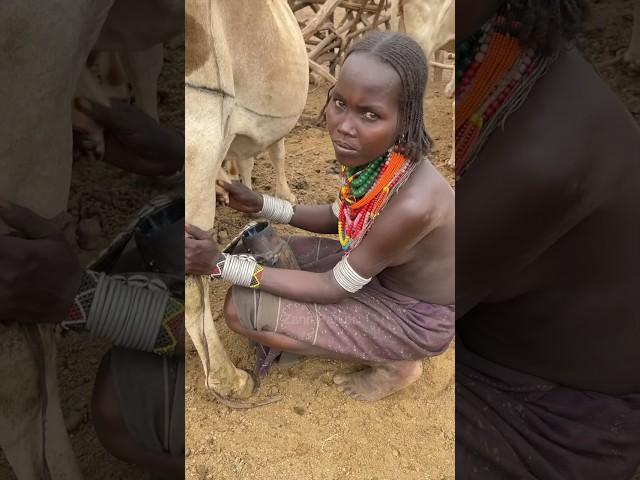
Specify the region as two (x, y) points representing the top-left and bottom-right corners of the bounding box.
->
(184, 71), (455, 480)
(579, 0), (640, 116)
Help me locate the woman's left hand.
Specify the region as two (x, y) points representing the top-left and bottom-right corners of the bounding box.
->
(185, 224), (223, 276)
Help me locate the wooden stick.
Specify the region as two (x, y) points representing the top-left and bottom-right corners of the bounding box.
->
(301, 0), (341, 40)
(309, 59), (337, 83)
(430, 61), (454, 70)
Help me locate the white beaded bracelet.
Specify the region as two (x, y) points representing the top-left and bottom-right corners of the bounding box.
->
(258, 194), (295, 224)
(85, 273), (170, 351)
(213, 253), (259, 288)
(332, 256), (372, 293)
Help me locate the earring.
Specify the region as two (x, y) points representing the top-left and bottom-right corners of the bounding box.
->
(393, 134), (407, 153)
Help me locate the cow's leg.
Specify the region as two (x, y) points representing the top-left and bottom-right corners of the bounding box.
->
(120, 43), (164, 119)
(185, 87), (255, 398)
(268, 138), (297, 203)
(185, 277), (255, 398)
(0, 326), (82, 480)
(73, 65), (112, 160)
(236, 156), (255, 191)
(0, 326), (47, 479)
(624, 0), (640, 68)
(95, 52), (130, 101)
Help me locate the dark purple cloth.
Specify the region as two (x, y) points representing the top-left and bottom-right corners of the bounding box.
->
(456, 338), (640, 479)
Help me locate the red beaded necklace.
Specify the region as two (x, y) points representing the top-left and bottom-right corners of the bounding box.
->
(338, 149), (416, 252)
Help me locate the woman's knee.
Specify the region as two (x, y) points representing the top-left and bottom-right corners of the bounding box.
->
(223, 287), (243, 332)
(91, 351), (124, 441)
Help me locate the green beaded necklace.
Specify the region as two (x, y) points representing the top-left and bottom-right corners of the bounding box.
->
(455, 31), (483, 85)
(345, 152), (388, 199)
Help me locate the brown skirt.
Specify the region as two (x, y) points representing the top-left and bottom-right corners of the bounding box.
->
(233, 236), (455, 365)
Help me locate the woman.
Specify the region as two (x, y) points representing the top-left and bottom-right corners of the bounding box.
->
(455, 1), (640, 478)
(185, 31), (455, 402)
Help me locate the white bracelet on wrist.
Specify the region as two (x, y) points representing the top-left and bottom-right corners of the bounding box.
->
(212, 253), (260, 288)
(258, 194), (295, 224)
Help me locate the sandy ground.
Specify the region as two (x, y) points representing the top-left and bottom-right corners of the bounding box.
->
(0, 41), (183, 479)
(184, 74), (455, 480)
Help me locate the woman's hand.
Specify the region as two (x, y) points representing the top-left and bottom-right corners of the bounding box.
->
(185, 224), (224, 276)
(216, 181), (263, 214)
(0, 199), (83, 324)
(74, 98), (184, 176)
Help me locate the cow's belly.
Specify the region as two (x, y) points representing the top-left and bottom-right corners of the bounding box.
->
(224, 107), (301, 162)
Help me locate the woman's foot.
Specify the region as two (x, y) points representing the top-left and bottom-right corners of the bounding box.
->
(333, 360), (423, 401)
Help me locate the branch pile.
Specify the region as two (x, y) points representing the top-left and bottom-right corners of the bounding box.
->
(289, 0), (392, 84)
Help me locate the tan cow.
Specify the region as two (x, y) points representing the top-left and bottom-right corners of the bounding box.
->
(185, 0), (308, 399)
(391, 0), (455, 96)
(0, 0), (181, 478)
(390, 0), (455, 165)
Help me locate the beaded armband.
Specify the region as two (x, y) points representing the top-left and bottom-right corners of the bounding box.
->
(332, 256), (371, 293)
(210, 253), (264, 288)
(63, 271), (183, 357)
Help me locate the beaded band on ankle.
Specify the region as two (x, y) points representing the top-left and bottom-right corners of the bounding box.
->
(258, 194), (294, 224)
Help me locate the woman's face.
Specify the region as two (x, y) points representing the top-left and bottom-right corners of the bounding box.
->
(326, 53), (401, 168)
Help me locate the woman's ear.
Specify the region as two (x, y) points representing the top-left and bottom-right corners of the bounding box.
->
(393, 133), (407, 153)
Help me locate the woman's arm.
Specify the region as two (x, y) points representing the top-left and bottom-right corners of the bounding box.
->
(186, 194), (434, 304)
(289, 203), (338, 234)
(216, 180), (338, 234)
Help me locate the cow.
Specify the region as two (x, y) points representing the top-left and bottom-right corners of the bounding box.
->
(390, 0), (454, 96)
(0, 0), (181, 477)
(390, 0), (455, 165)
(185, 0), (308, 399)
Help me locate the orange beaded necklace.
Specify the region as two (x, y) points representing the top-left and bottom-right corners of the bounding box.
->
(338, 149), (416, 252)
(455, 13), (558, 178)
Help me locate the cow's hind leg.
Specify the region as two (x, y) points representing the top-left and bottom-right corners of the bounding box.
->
(0, 325), (81, 480)
(120, 43), (164, 119)
(236, 156), (255, 191)
(268, 139), (296, 203)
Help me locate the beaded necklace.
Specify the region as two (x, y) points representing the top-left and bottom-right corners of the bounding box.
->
(338, 149), (416, 252)
(455, 11), (559, 178)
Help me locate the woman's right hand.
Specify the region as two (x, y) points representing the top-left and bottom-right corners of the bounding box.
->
(216, 181), (263, 214)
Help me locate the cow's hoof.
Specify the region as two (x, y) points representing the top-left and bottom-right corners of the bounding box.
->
(276, 190), (297, 204)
